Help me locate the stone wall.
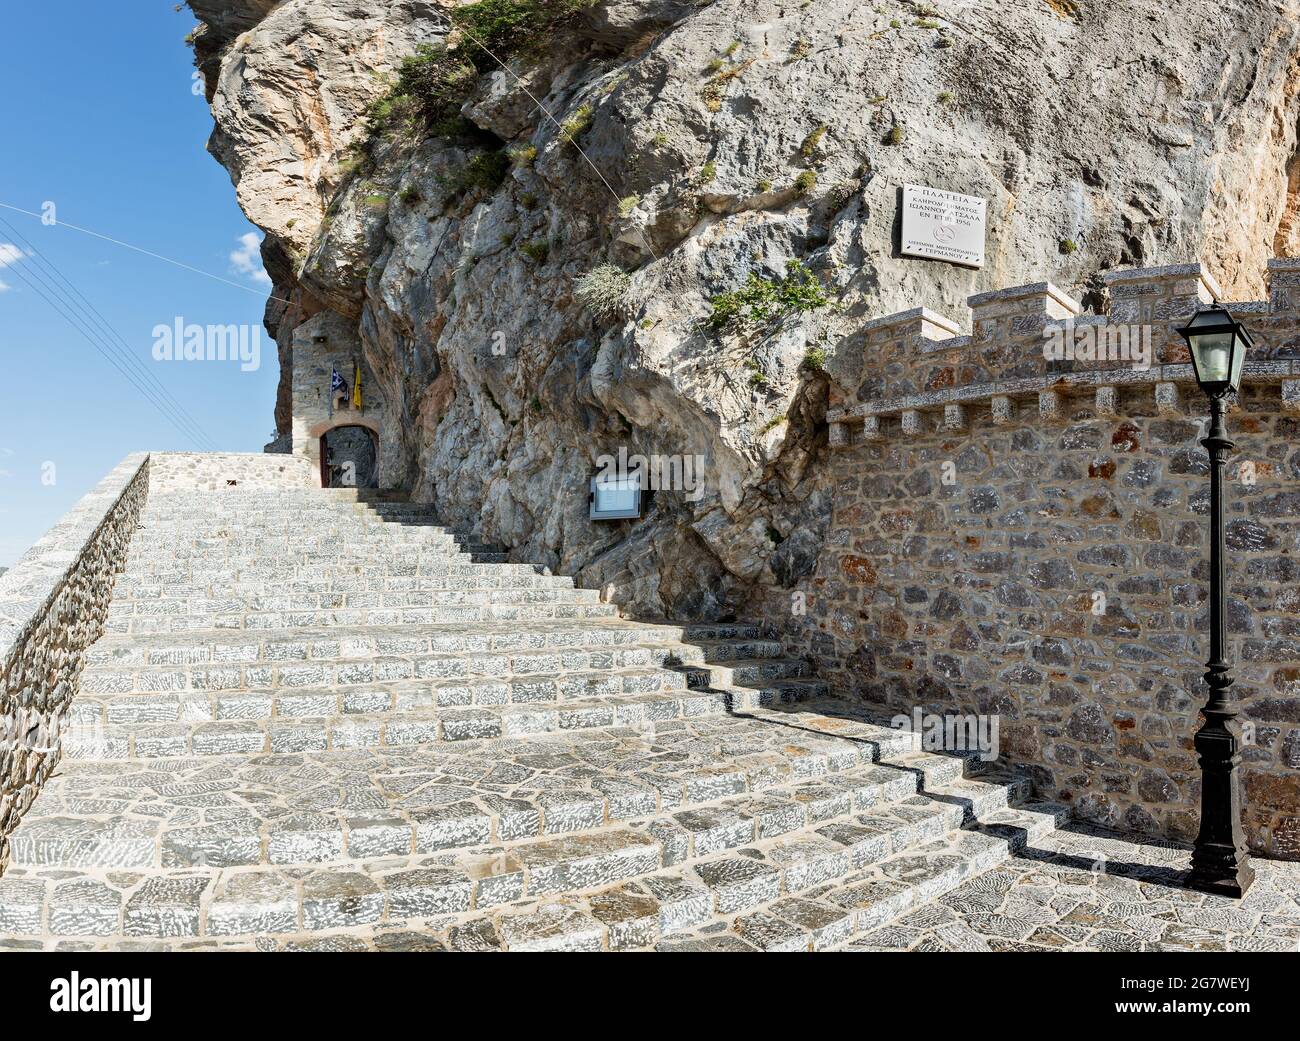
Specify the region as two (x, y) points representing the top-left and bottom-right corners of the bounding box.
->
(148, 451), (314, 493)
(0, 454), (149, 869)
(752, 260), (1300, 860)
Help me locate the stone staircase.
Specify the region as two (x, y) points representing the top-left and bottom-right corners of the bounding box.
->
(0, 488), (1065, 951)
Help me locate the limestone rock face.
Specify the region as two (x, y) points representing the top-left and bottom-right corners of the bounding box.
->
(188, 0), (1300, 617)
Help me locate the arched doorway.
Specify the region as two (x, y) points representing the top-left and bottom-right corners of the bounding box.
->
(320, 424), (379, 489)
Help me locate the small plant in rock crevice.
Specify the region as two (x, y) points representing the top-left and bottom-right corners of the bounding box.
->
(700, 59), (753, 113)
(520, 238), (550, 263)
(799, 125), (828, 163)
(508, 142), (537, 167)
(440, 150), (510, 201)
(802, 346), (828, 372)
(560, 102), (594, 143)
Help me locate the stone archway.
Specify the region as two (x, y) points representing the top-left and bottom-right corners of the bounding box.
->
(310, 418), (381, 489)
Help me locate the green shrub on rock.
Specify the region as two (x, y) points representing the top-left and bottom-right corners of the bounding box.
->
(706, 260), (830, 332)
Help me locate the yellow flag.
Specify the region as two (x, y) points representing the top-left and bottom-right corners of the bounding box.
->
(352, 362), (362, 410)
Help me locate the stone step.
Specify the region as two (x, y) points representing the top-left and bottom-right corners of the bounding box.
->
(10, 710), (929, 873)
(130, 511), (466, 529)
(119, 569), (566, 592)
(64, 678), (834, 758)
(134, 509), (448, 525)
(124, 542), (505, 567)
(79, 644), (804, 696)
(81, 621), (778, 668)
(104, 602), (622, 634)
(125, 535), (493, 557)
(652, 801), (1068, 951)
(111, 571), (579, 597)
(129, 519), (479, 537)
(69, 663), (797, 727)
(428, 795), (1064, 953)
(131, 519), (448, 536)
(136, 500), (438, 516)
(112, 583), (587, 609)
(110, 576), (581, 610)
(116, 557), (518, 586)
(0, 757), (1050, 946)
(462, 800), (1071, 956)
(109, 563), (556, 598)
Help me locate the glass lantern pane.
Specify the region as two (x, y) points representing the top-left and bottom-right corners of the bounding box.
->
(1191, 331), (1234, 383)
(1229, 333), (1247, 389)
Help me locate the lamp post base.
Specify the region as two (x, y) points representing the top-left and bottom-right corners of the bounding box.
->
(1187, 857), (1255, 900)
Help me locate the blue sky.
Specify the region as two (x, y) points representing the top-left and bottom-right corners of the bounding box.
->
(0, 2), (279, 566)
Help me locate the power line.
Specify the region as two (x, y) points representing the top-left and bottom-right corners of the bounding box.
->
(0, 217), (219, 449)
(0, 251), (220, 451)
(1, 257), (218, 450)
(0, 201), (290, 305)
(0, 214), (220, 450)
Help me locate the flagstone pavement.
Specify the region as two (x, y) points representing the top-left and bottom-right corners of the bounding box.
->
(834, 823), (1300, 953)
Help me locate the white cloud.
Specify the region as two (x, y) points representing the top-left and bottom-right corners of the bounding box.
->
(0, 243), (24, 289)
(229, 232), (271, 286)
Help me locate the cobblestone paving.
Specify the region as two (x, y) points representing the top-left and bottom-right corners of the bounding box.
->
(840, 825), (1300, 952)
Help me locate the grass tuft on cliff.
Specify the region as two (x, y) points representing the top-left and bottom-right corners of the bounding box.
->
(574, 264), (632, 320)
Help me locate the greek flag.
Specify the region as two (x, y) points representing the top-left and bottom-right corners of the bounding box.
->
(329, 366), (348, 417)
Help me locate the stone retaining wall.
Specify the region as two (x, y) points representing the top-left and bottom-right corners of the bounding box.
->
(756, 259), (1300, 860)
(0, 454), (149, 869)
(148, 451), (314, 493)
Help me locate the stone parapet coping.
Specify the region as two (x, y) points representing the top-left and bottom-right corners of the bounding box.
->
(828, 360), (1300, 425)
(859, 306), (963, 336)
(828, 259), (1300, 446)
(0, 453), (149, 650)
(967, 280), (1082, 313)
(1102, 261), (1224, 301)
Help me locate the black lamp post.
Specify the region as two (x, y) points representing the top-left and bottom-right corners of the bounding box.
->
(1175, 302), (1255, 899)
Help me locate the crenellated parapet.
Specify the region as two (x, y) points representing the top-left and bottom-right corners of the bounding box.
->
(827, 259), (1300, 447)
